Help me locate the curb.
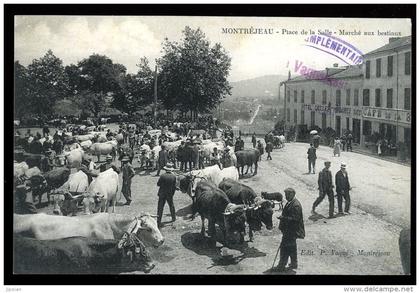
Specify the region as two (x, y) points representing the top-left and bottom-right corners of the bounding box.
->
(351, 149), (411, 167)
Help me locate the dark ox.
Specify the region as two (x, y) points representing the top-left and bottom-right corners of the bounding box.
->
(235, 149), (260, 177)
(219, 178), (274, 241)
(28, 167), (71, 205)
(193, 181), (246, 244)
(14, 233), (154, 274)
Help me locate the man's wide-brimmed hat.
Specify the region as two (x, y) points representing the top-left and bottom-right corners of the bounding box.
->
(341, 162), (347, 168)
(163, 163), (175, 171)
(121, 156), (130, 162)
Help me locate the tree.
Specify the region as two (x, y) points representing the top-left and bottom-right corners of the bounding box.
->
(157, 27), (232, 119)
(14, 61), (30, 119)
(112, 57), (154, 115)
(72, 54), (127, 117)
(26, 50), (68, 118)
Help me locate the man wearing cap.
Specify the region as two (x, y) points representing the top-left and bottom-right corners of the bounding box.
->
(156, 163), (177, 228)
(121, 156), (135, 206)
(210, 147), (222, 169)
(276, 188), (305, 272)
(312, 161), (335, 218)
(99, 155), (118, 173)
(335, 163), (351, 215)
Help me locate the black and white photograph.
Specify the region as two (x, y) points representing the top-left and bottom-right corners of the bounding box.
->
(4, 4), (415, 285)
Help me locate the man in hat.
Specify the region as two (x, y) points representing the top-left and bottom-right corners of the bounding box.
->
(121, 156), (135, 206)
(257, 140), (264, 161)
(99, 155), (117, 173)
(312, 161), (335, 218)
(79, 156), (97, 184)
(156, 163), (177, 228)
(177, 141), (186, 172)
(252, 133), (257, 149)
(266, 141), (273, 160)
(156, 145), (169, 176)
(276, 188), (305, 272)
(210, 147), (222, 169)
(335, 162), (351, 215)
(307, 143), (317, 174)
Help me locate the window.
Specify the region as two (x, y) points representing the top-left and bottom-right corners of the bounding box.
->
(363, 120), (372, 136)
(322, 90), (327, 105)
(322, 113), (327, 129)
(301, 90), (305, 103)
(346, 117), (350, 130)
(365, 60), (371, 79)
(311, 111), (315, 127)
(286, 108), (290, 122)
(386, 89), (393, 108)
(293, 109), (297, 123)
(311, 90), (315, 104)
(354, 89), (359, 106)
(346, 89), (351, 105)
(376, 58), (381, 77)
(336, 90), (341, 106)
(375, 89), (381, 107)
(293, 90), (297, 103)
(404, 88), (411, 110)
(301, 110), (305, 124)
(387, 55), (393, 76)
(287, 90), (290, 103)
(363, 89), (370, 106)
(405, 52), (411, 75)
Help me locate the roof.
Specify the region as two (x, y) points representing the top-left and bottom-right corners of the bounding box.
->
(365, 36), (411, 56)
(332, 65), (363, 79)
(286, 67), (347, 83)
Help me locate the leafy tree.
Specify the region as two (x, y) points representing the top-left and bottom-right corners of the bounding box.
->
(14, 61), (30, 119)
(73, 54), (127, 117)
(26, 50), (68, 118)
(157, 27), (232, 119)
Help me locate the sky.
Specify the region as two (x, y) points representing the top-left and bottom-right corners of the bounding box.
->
(14, 16), (411, 82)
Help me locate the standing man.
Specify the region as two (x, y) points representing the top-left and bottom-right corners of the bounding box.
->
(252, 133), (257, 149)
(156, 163), (177, 228)
(239, 137), (245, 151)
(307, 143), (317, 174)
(177, 141), (186, 172)
(346, 133), (353, 152)
(121, 156), (135, 206)
(276, 188), (305, 272)
(266, 141), (273, 160)
(312, 161), (335, 218)
(257, 140), (264, 161)
(156, 145), (169, 176)
(335, 162), (351, 215)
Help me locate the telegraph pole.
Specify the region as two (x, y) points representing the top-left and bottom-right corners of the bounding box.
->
(154, 64), (158, 127)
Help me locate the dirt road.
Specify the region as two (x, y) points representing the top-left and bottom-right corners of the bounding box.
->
(37, 137), (409, 275)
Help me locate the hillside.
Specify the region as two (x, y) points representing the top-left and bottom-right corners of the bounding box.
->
(229, 74), (287, 100)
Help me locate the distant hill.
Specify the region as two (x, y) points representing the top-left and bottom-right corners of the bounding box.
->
(229, 75), (287, 100)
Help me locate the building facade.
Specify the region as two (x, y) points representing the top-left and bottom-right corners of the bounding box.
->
(283, 36), (412, 155)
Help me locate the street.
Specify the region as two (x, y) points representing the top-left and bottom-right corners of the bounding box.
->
(37, 137), (410, 275)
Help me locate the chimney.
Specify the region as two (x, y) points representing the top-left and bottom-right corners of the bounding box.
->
(389, 37), (401, 43)
(333, 63), (339, 68)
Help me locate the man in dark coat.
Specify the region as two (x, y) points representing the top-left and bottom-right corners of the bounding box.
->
(276, 188), (305, 272)
(177, 141), (186, 172)
(14, 179), (37, 215)
(234, 138), (241, 152)
(266, 141), (273, 160)
(121, 156), (135, 206)
(156, 145), (169, 176)
(29, 137), (43, 154)
(307, 143), (317, 174)
(251, 133), (257, 149)
(335, 162), (351, 214)
(312, 161), (335, 218)
(346, 133), (353, 152)
(156, 163), (177, 228)
(239, 137), (245, 150)
(257, 140), (264, 161)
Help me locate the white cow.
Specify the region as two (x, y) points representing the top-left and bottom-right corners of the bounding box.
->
(75, 134), (95, 142)
(63, 148), (84, 168)
(80, 140), (93, 150)
(14, 161), (29, 178)
(89, 143), (115, 162)
(86, 168), (119, 213)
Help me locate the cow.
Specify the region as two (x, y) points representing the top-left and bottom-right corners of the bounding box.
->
(273, 135), (286, 149)
(219, 179), (274, 241)
(235, 149), (260, 177)
(75, 134), (95, 142)
(14, 233), (154, 274)
(90, 142), (116, 162)
(14, 161), (29, 178)
(84, 168), (119, 213)
(192, 181), (246, 245)
(399, 228), (410, 275)
(51, 170), (90, 215)
(28, 167), (71, 205)
(63, 148), (84, 168)
(137, 144), (152, 169)
(14, 213), (165, 248)
(80, 139), (93, 150)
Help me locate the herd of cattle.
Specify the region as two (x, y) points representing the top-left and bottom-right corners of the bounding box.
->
(13, 123), (287, 274)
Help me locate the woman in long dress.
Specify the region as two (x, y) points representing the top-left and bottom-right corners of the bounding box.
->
(333, 137), (342, 157)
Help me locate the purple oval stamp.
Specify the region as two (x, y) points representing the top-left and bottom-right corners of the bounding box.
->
(304, 33), (363, 65)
